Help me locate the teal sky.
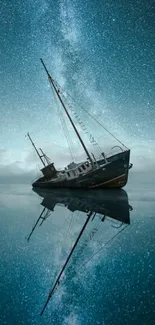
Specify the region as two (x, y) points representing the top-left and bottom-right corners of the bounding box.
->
(0, 0), (155, 175)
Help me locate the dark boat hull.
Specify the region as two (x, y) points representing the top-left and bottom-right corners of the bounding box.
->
(32, 150), (132, 189)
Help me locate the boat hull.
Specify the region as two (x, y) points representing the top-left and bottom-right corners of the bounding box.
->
(32, 150), (132, 189)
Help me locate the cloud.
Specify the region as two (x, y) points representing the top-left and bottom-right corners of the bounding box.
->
(0, 138), (155, 185)
(0, 163), (35, 184)
(1, 119), (155, 186)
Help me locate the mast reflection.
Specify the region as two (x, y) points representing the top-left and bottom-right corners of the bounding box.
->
(27, 188), (133, 315)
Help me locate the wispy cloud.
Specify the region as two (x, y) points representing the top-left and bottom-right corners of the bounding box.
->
(0, 136), (155, 184)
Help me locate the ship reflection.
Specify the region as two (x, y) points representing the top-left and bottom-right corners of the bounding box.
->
(28, 189), (132, 241)
(28, 188), (133, 315)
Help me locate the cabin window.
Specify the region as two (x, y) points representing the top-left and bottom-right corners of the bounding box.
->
(67, 172), (70, 177)
(72, 171), (76, 177)
(82, 164), (86, 170)
(78, 167), (82, 173)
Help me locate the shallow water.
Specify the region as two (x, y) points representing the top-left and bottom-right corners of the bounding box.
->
(0, 183), (155, 325)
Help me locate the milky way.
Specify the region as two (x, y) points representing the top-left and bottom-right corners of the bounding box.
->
(0, 0), (155, 173)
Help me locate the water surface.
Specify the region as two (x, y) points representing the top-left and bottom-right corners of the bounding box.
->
(0, 184), (155, 325)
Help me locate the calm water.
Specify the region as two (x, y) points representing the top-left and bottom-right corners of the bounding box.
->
(0, 183), (155, 325)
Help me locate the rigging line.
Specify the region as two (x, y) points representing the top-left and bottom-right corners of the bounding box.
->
(87, 215), (107, 244)
(26, 207), (46, 242)
(51, 84), (75, 161)
(77, 224), (128, 272)
(79, 214), (108, 250)
(61, 211), (74, 239)
(85, 215), (106, 242)
(57, 101), (76, 161)
(63, 211), (75, 245)
(71, 213), (102, 264)
(58, 91), (103, 157)
(69, 98), (128, 149)
(56, 208), (75, 254)
(80, 212), (102, 242)
(89, 218), (117, 247)
(55, 211), (80, 279)
(41, 59), (93, 165)
(65, 215), (113, 275)
(39, 210), (51, 226)
(40, 211), (93, 316)
(50, 84), (75, 162)
(64, 104), (103, 161)
(58, 107), (75, 162)
(54, 82), (128, 149)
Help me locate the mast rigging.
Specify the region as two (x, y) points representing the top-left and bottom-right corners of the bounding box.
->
(53, 80), (128, 150)
(40, 211), (93, 316)
(40, 58), (93, 165)
(27, 133), (46, 166)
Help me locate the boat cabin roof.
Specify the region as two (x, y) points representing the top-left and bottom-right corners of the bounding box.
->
(66, 161), (90, 172)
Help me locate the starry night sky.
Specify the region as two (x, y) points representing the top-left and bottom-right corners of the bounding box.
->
(0, 0), (155, 178)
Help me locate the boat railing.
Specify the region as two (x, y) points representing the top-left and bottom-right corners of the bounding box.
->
(31, 175), (42, 183)
(106, 145), (125, 157)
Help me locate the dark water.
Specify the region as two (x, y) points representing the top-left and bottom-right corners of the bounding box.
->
(0, 183), (155, 325)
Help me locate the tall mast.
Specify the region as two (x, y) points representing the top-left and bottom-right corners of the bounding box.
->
(40, 210), (93, 316)
(27, 132), (46, 166)
(40, 58), (93, 165)
(26, 207), (46, 241)
(39, 148), (51, 165)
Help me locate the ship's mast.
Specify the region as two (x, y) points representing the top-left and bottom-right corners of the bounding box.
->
(27, 132), (46, 166)
(39, 148), (51, 165)
(40, 58), (93, 165)
(40, 210), (93, 315)
(26, 207), (46, 241)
